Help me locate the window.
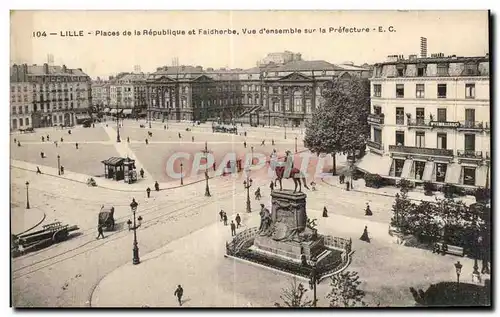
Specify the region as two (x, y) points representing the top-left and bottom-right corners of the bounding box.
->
(437, 133), (447, 149)
(464, 134), (475, 151)
(435, 163), (447, 182)
(465, 109), (475, 124)
(373, 128), (382, 144)
(273, 101), (279, 112)
(18, 106), (23, 114)
(25, 105), (29, 114)
(306, 99), (312, 114)
(414, 161), (426, 180)
(396, 107), (405, 125)
(463, 167), (476, 186)
(12, 107), (16, 114)
(375, 67), (382, 78)
(373, 106), (382, 115)
(416, 108), (425, 125)
(396, 65), (405, 77)
(373, 84), (381, 97)
(25, 118), (29, 126)
(417, 66), (426, 77)
(437, 84), (447, 98)
(416, 84), (425, 98)
(437, 64), (449, 76)
(395, 131), (405, 146)
(285, 99), (290, 111)
(394, 159), (405, 177)
(465, 84), (475, 99)
(269, 87), (274, 94)
(294, 98), (302, 112)
(396, 84), (404, 98)
(19, 118), (24, 126)
(437, 108), (447, 122)
(416, 131), (425, 148)
(464, 63), (478, 76)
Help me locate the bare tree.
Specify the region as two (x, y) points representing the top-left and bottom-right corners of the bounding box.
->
(275, 277), (314, 307)
(326, 271), (367, 307)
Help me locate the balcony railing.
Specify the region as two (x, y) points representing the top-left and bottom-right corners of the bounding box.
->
(429, 121), (460, 129)
(458, 121), (485, 130)
(389, 145), (454, 157)
(457, 150), (483, 159)
(407, 118), (430, 127)
(367, 140), (383, 150)
(367, 113), (384, 125)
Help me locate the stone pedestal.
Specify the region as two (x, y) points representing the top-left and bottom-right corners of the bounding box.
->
(252, 189), (326, 262)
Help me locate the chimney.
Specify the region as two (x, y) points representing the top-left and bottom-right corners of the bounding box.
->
(43, 63), (49, 74)
(386, 55), (398, 62)
(420, 37), (428, 58)
(62, 64), (67, 73)
(22, 64), (28, 81)
(409, 54), (417, 60)
(196, 66), (203, 71)
(78, 68), (82, 72)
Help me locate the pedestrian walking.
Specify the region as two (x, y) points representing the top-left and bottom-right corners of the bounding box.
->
(14, 138), (17, 143)
(360, 226), (370, 243)
(47, 135), (50, 141)
(36, 166), (42, 174)
(127, 137), (130, 143)
(164, 125), (166, 130)
(269, 180), (275, 192)
(255, 187), (261, 200)
(223, 213), (228, 226)
(96, 225), (105, 239)
(174, 285), (184, 306)
(235, 213), (241, 228)
(272, 139), (275, 146)
(41, 136), (45, 142)
(93, 123), (95, 128)
(323, 206), (328, 217)
(40, 151), (45, 159)
(219, 210), (224, 222)
(345, 180), (350, 191)
(213, 162), (216, 171)
(60, 166), (64, 175)
(146, 187), (151, 198)
(230, 221), (236, 236)
(140, 168), (145, 178)
(365, 203), (373, 216)
(60, 137), (64, 142)
(310, 181), (317, 191)
(154, 181), (160, 191)
(17, 141), (21, 147)
(261, 140), (265, 146)
(339, 174), (345, 184)
(145, 138), (149, 145)
(243, 141), (247, 148)
(75, 142), (79, 149)
(68, 129), (72, 135)
(54, 141), (58, 147)
(178, 132), (181, 139)
(192, 136), (194, 142)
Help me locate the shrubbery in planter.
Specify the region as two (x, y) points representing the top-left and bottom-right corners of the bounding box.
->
(364, 173), (384, 188)
(475, 187), (491, 203)
(442, 184), (466, 198)
(423, 181), (434, 196)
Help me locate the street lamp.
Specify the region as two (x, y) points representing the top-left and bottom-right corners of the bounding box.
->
(309, 258), (318, 307)
(203, 142), (211, 197)
(57, 155), (61, 176)
(251, 146), (254, 165)
(127, 198), (143, 265)
(295, 137), (298, 153)
(284, 120), (287, 139)
(180, 162), (184, 186)
(243, 168), (253, 213)
(454, 261), (462, 286)
(25, 181), (30, 209)
(116, 103), (121, 143)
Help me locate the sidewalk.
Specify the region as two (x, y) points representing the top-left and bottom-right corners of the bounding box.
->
(11, 159), (212, 193)
(11, 204), (46, 235)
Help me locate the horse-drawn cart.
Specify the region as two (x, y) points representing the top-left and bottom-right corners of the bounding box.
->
(99, 205), (116, 231)
(11, 222), (79, 257)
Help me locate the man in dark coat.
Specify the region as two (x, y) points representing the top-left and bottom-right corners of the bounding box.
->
(230, 221), (236, 236)
(243, 141), (247, 148)
(235, 213), (241, 228)
(223, 213), (228, 226)
(154, 181), (160, 191)
(269, 181), (275, 192)
(323, 206), (328, 217)
(146, 187), (151, 198)
(174, 285), (184, 306)
(96, 225), (105, 239)
(36, 166), (42, 174)
(219, 210), (224, 222)
(140, 168), (145, 178)
(255, 187), (261, 200)
(75, 142), (79, 149)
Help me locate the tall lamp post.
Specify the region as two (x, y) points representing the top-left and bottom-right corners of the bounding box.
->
(243, 167), (253, 213)
(116, 103), (121, 143)
(295, 136), (298, 153)
(309, 259), (318, 307)
(180, 162), (184, 186)
(127, 198), (143, 265)
(251, 146), (254, 165)
(454, 261), (462, 286)
(202, 142), (211, 197)
(284, 119), (287, 139)
(57, 155), (61, 175)
(25, 181), (30, 209)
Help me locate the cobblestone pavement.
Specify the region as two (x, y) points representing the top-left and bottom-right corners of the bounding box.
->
(11, 122), (482, 307)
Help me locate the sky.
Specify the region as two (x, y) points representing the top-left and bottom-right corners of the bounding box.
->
(10, 10), (489, 79)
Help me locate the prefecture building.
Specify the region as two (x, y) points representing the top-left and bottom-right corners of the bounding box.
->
(360, 53), (490, 189)
(10, 63), (91, 130)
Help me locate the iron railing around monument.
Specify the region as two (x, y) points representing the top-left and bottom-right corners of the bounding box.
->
(226, 227), (259, 256)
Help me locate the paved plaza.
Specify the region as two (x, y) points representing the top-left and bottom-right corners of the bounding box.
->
(10, 121), (482, 307)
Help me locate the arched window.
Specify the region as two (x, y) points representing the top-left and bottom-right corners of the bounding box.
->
(293, 90), (302, 112)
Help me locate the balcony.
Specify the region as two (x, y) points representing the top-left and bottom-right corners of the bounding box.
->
(367, 113), (384, 125)
(457, 150), (483, 159)
(429, 121), (460, 129)
(389, 145), (454, 157)
(457, 121), (485, 131)
(407, 118), (431, 128)
(367, 140), (383, 150)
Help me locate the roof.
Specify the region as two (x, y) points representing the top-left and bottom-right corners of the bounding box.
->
(271, 60), (341, 72)
(101, 157), (125, 166)
(116, 73), (148, 83)
(153, 66), (204, 75)
(16, 65), (89, 77)
(375, 55), (489, 66)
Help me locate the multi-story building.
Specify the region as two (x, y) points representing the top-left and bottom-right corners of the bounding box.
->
(91, 78), (111, 109)
(109, 73), (148, 116)
(10, 63), (91, 130)
(362, 53), (490, 189)
(143, 58), (371, 125)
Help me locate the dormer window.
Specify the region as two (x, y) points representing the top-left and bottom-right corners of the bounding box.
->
(417, 65), (426, 77)
(396, 64), (406, 77)
(437, 64), (449, 76)
(464, 63), (478, 76)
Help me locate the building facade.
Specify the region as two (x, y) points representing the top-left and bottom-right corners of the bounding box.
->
(363, 53), (490, 188)
(91, 79), (111, 109)
(109, 73), (148, 113)
(10, 63), (91, 130)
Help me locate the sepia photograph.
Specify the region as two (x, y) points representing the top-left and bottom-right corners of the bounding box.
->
(9, 10), (491, 308)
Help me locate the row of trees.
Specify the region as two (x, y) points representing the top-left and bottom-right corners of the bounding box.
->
(275, 271), (367, 307)
(304, 77), (370, 175)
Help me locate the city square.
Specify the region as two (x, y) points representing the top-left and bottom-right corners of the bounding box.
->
(10, 10), (491, 308)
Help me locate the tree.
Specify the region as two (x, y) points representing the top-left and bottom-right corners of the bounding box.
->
(275, 278), (314, 307)
(304, 77), (370, 175)
(391, 190), (414, 234)
(326, 271), (367, 307)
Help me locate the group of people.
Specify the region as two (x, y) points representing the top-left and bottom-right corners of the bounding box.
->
(219, 210), (241, 236)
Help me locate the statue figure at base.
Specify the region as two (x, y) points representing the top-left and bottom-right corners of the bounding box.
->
(259, 204), (272, 235)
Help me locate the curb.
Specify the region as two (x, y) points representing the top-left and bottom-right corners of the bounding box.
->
(14, 211), (46, 236)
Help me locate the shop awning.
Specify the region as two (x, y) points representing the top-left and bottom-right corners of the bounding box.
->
(400, 159), (413, 179)
(475, 165), (489, 187)
(355, 153), (392, 176)
(422, 161), (434, 181)
(444, 163), (462, 184)
(122, 109), (133, 115)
